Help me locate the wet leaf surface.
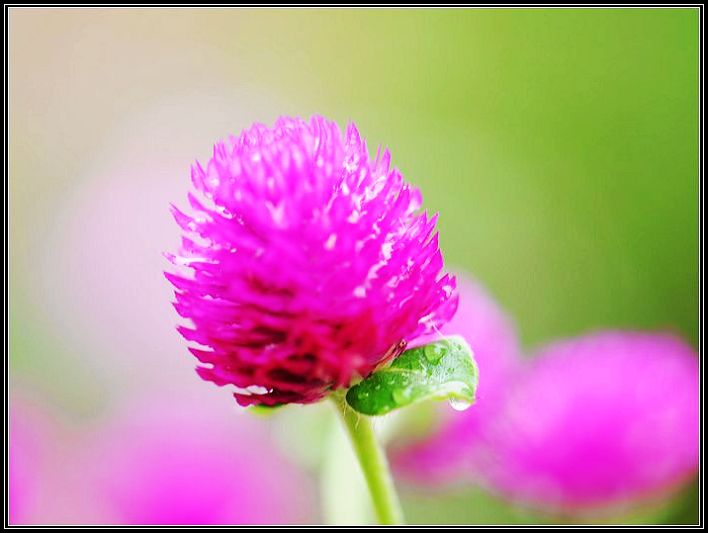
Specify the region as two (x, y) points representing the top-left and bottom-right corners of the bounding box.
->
(346, 336), (478, 416)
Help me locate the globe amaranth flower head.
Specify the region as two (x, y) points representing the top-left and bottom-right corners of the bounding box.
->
(166, 116), (457, 406)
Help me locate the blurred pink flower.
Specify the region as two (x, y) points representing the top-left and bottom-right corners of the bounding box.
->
(9, 402), (43, 524)
(9, 388), (316, 525)
(167, 115), (456, 406)
(90, 398), (316, 525)
(394, 280), (699, 511)
(482, 331), (699, 510)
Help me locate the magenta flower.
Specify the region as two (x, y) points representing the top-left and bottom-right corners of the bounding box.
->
(166, 116), (456, 406)
(394, 279), (699, 512)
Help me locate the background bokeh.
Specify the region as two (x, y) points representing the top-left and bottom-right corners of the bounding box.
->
(9, 7), (699, 525)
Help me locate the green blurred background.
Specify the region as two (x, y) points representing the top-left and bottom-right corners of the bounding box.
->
(9, 7), (699, 525)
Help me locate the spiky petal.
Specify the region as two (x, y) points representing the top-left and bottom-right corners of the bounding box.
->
(166, 116), (457, 406)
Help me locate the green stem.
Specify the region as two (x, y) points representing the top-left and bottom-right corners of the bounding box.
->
(330, 391), (405, 525)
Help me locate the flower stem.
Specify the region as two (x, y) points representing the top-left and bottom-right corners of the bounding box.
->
(330, 391), (405, 525)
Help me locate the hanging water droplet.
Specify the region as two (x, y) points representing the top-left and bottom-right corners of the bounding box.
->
(424, 343), (444, 364)
(448, 398), (473, 412)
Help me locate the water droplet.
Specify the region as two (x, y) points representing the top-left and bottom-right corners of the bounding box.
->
(424, 343), (444, 364)
(449, 398), (472, 412)
(392, 389), (412, 405)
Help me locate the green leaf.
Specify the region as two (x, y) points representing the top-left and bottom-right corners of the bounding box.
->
(345, 336), (479, 416)
(248, 403), (285, 417)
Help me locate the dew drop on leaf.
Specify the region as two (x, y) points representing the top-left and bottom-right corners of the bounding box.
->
(392, 388), (412, 405)
(424, 343), (444, 364)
